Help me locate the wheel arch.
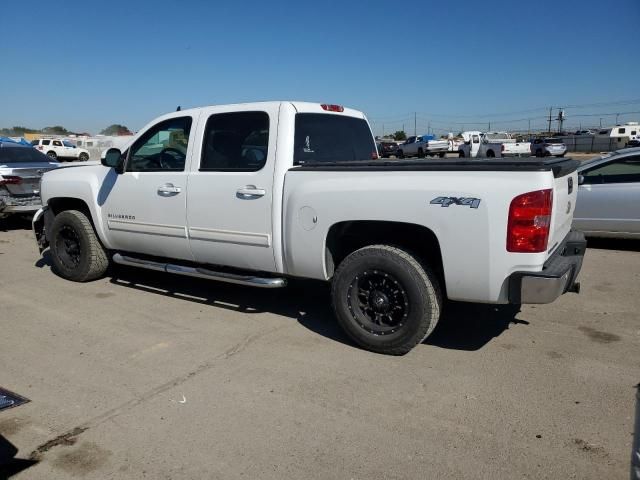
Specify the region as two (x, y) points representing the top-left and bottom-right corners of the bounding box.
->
(324, 220), (445, 293)
(46, 197), (110, 248)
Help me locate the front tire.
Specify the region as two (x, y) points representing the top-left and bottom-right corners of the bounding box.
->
(486, 150), (495, 158)
(50, 210), (109, 282)
(438, 152), (446, 158)
(417, 148), (424, 158)
(331, 245), (442, 355)
(79, 152), (89, 161)
(396, 150), (404, 159)
(47, 151), (57, 160)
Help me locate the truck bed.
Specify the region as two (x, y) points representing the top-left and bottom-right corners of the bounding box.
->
(294, 156), (580, 178)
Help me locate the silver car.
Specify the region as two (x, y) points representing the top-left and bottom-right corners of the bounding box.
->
(0, 141), (60, 219)
(573, 147), (640, 238)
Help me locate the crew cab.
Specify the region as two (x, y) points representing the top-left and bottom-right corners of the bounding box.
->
(396, 135), (449, 158)
(33, 102), (586, 355)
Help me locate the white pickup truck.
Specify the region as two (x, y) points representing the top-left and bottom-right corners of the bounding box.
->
(33, 101), (586, 355)
(396, 135), (449, 158)
(458, 131), (530, 158)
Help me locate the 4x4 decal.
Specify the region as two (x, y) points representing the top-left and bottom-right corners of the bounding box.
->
(430, 196), (481, 209)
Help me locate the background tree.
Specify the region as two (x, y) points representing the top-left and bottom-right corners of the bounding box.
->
(42, 126), (71, 135)
(0, 126), (39, 136)
(393, 130), (407, 141)
(100, 124), (132, 136)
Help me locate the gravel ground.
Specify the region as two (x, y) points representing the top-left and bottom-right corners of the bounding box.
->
(0, 216), (638, 479)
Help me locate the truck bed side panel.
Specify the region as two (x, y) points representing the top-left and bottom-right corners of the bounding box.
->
(283, 170), (555, 303)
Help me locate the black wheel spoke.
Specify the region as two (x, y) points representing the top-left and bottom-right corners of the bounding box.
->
(347, 270), (409, 336)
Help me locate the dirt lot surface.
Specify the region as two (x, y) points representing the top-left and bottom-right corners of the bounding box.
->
(0, 217), (638, 479)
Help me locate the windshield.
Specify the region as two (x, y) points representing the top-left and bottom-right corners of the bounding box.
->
(294, 114), (376, 164)
(63, 140), (76, 147)
(0, 146), (57, 164)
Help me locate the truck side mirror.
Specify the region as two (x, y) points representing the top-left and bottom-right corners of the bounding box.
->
(102, 148), (125, 173)
(578, 175), (585, 185)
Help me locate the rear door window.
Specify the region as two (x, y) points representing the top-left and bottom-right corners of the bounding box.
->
(42, 139), (50, 146)
(294, 114), (375, 165)
(200, 111), (269, 171)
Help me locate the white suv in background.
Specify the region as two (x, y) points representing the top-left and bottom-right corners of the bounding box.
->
(31, 139), (90, 161)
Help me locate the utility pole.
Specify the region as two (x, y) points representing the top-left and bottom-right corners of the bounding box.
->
(615, 113), (620, 125)
(599, 118), (602, 128)
(414, 112), (417, 137)
(547, 106), (553, 135)
(382, 123), (385, 137)
(427, 121), (431, 135)
(528, 118), (531, 137)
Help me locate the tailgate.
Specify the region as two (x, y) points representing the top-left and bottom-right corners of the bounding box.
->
(548, 168), (579, 256)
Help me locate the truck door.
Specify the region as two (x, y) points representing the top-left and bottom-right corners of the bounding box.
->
(573, 155), (640, 235)
(186, 106), (278, 272)
(99, 115), (196, 261)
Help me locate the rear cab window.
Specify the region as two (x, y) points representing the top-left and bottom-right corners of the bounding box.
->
(293, 114), (376, 165)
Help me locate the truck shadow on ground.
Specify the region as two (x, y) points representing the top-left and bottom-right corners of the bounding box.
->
(101, 265), (528, 352)
(0, 216), (32, 232)
(586, 237), (640, 252)
(0, 434), (38, 478)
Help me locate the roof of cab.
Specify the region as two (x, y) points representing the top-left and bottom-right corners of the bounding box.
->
(159, 101), (366, 119)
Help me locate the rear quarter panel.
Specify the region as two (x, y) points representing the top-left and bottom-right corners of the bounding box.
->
(283, 169), (557, 303)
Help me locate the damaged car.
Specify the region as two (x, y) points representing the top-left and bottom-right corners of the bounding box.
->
(0, 139), (60, 219)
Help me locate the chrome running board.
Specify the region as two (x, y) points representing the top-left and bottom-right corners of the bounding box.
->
(112, 253), (286, 288)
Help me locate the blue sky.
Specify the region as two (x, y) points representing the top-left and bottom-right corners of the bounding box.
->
(1, 0), (638, 135)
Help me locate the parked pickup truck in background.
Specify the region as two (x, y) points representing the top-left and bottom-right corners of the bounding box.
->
(396, 135), (449, 158)
(33, 101), (586, 355)
(484, 132), (531, 157)
(458, 131), (530, 158)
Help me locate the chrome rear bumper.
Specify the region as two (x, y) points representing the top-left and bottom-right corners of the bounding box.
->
(508, 231), (586, 304)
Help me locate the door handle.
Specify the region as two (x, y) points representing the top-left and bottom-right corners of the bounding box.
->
(157, 183), (181, 196)
(236, 185), (266, 198)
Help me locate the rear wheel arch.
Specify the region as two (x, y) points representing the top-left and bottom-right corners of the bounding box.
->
(324, 220), (445, 293)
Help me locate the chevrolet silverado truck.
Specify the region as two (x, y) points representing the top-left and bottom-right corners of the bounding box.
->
(396, 135), (449, 158)
(33, 101), (586, 355)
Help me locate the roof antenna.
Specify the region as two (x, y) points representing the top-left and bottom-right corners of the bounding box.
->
(176, 105), (181, 111)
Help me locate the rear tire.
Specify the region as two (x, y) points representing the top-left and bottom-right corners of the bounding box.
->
(331, 245), (442, 355)
(417, 148), (424, 158)
(535, 149), (543, 157)
(486, 150), (495, 158)
(50, 210), (109, 282)
(458, 151), (465, 158)
(46, 151), (57, 160)
(438, 152), (446, 158)
(396, 150), (404, 159)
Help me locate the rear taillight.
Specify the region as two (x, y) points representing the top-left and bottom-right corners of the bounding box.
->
(321, 104), (344, 112)
(507, 189), (553, 253)
(0, 175), (22, 185)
